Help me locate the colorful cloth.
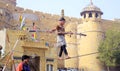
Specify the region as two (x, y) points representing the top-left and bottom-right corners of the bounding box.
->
(32, 32), (37, 40)
(19, 15), (23, 23)
(20, 17), (26, 30)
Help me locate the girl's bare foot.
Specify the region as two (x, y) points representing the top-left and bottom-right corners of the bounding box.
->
(65, 55), (70, 59)
(58, 57), (63, 60)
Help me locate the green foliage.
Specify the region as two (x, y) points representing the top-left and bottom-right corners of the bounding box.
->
(98, 29), (120, 67)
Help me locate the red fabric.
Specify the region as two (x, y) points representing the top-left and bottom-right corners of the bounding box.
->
(16, 62), (23, 71)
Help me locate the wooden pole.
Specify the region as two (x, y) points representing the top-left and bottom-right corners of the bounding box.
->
(2, 39), (19, 71)
(12, 59), (16, 71)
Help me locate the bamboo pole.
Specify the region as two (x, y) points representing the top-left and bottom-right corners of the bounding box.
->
(2, 39), (19, 71)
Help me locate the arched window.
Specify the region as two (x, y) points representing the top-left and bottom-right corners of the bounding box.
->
(95, 13), (98, 18)
(84, 14), (86, 18)
(89, 12), (92, 18)
(47, 64), (53, 71)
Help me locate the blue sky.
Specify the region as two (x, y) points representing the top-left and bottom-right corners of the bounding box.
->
(17, 0), (120, 20)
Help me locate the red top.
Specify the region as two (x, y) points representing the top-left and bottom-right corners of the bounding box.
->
(16, 62), (23, 71)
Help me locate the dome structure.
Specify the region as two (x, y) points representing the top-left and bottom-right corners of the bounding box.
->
(81, 2), (103, 16)
(78, 1), (105, 71)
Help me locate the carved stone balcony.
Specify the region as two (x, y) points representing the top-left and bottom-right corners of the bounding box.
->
(21, 41), (48, 50)
(13, 30), (49, 50)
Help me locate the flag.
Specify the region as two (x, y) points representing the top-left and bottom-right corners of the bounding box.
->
(32, 33), (37, 40)
(20, 17), (26, 30)
(19, 15), (22, 23)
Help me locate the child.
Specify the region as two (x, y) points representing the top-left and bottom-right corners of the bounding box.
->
(16, 55), (30, 71)
(50, 17), (71, 59)
(32, 22), (37, 41)
(32, 22), (37, 31)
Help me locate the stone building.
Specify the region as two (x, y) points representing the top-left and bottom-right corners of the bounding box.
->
(77, 1), (104, 71)
(63, 1), (120, 71)
(0, 0), (120, 71)
(64, 1), (105, 71)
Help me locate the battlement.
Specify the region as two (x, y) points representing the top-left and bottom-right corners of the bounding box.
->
(0, 0), (80, 31)
(14, 6), (80, 22)
(113, 18), (120, 22)
(0, 0), (16, 6)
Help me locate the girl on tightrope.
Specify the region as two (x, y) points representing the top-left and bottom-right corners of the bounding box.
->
(50, 17), (71, 59)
